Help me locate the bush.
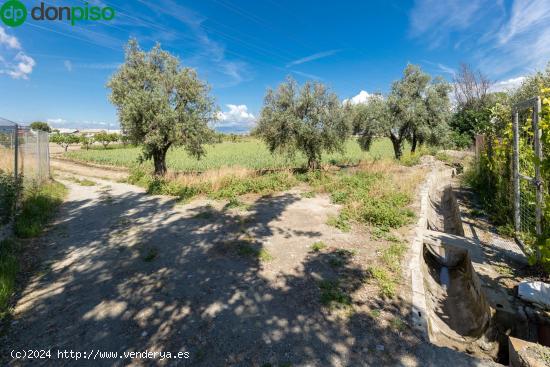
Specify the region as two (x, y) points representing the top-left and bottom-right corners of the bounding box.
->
(449, 130), (472, 150)
(14, 181), (67, 238)
(0, 172), (21, 225)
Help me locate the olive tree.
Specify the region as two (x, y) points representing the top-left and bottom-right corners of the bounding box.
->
(94, 131), (119, 149)
(30, 121), (51, 132)
(50, 133), (80, 152)
(255, 77), (349, 170)
(107, 39), (216, 175)
(353, 65), (451, 159)
(409, 77), (452, 150)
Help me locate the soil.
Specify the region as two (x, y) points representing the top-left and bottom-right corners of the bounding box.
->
(2, 160), (498, 366)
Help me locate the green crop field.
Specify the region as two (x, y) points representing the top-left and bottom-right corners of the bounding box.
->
(63, 138), (401, 173)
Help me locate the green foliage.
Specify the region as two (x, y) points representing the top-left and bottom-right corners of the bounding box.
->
(128, 165), (297, 202)
(326, 213), (351, 232)
(107, 39), (216, 175)
(49, 133), (80, 152)
(29, 121), (51, 132)
(255, 76), (349, 170)
(79, 135), (93, 150)
(64, 138), (397, 172)
(318, 279), (352, 309)
(0, 181), (65, 320)
(93, 131), (119, 149)
(14, 181), (67, 238)
(354, 64), (451, 159)
(0, 172), (21, 224)
(0, 238), (19, 319)
(305, 170), (415, 229)
(310, 241), (326, 252)
(448, 130), (472, 149)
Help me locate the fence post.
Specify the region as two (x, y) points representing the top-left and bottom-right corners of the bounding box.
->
(14, 123), (19, 180)
(513, 110), (521, 233)
(534, 97), (543, 261)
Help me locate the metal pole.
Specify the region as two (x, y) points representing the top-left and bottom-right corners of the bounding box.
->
(14, 124), (18, 180)
(533, 98), (543, 262)
(513, 110), (521, 233)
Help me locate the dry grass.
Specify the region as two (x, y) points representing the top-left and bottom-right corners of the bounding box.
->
(0, 146), (15, 173)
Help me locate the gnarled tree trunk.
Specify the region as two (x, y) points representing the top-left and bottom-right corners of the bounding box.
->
(152, 146), (169, 176)
(390, 134), (403, 160)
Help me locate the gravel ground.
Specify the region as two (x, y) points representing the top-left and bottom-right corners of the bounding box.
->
(2, 163), (497, 366)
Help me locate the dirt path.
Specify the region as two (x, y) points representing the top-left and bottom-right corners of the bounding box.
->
(3, 164), (496, 366)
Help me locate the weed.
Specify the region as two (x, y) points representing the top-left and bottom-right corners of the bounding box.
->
(224, 197), (249, 210)
(14, 181), (67, 238)
(0, 238), (19, 319)
(327, 214), (351, 232)
(258, 249), (274, 262)
(380, 242), (407, 272)
(469, 208), (485, 217)
(370, 309), (381, 318)
(497, 224), (515, 238)
(318, 280), (351, 309)
(300, 191), (316, 198)
(390, 317), (406, 331)
(435, 151), (451, 163)
(143, 247), (158, 262)
(193, 210), (214, 220)
(310, 241), (326, 252)
(368, 266), (396, 298)
(328, 256), (344, 268)
(67, 176), (96, 186)
(236, 243), (273, 262)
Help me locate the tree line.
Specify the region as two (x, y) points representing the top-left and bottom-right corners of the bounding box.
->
(106, 39), (462, 176)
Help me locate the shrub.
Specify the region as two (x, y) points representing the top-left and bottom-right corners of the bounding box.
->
(0, 172), (21, 224)
(14, 181), (67, 238)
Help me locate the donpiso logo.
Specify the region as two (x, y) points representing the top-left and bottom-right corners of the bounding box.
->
(1, 0), (115, 27)
(0, 0), (26, 27)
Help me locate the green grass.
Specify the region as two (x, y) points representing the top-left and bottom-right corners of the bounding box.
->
(310, 241), (327, 252)
(368, 242), (408, 298)
(142, 247), (158, 262)
(306, 170), (416, 229)
(237, 243), (273, 262)
(1, 180), (66, 320)
(318, 279), (352, 309)
(65, 138), (398, 172)
(0, 239), (18, 319)
(14, 181), (67, 238)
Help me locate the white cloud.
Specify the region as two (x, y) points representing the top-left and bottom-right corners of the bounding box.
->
(409, 0), (550, 77)
(64, 60), (73, 72)
(0, 27), (35, 79)
(47, 118), (67, 125)
(216, 104), (256, 127)
(490, 76), (526, 93)
(286, 49), (340, 67)
(343, 90), (373, 105)
(0, 27), (21, 49)
(6, 52), (35, 79)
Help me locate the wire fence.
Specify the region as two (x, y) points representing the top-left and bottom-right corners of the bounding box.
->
(512, 97), (544, 258)
(0, 118), (50, 183)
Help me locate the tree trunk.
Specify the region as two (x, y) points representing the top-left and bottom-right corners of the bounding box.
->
(307, 156), (319, 171)
(411, 134), (418, 153)
(153, 148), (168, 176)
(390, 135), (403, 160)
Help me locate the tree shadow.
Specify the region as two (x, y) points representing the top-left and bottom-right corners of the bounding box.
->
(4, 186), (493, 366)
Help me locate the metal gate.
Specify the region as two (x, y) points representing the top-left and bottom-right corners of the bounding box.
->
(512, 97), (543, 258)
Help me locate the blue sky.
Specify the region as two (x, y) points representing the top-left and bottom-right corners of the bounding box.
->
(0, 0), (548, 132)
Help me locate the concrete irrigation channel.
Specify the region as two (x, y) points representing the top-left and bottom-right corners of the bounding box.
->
(410, 158), (550, 365)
